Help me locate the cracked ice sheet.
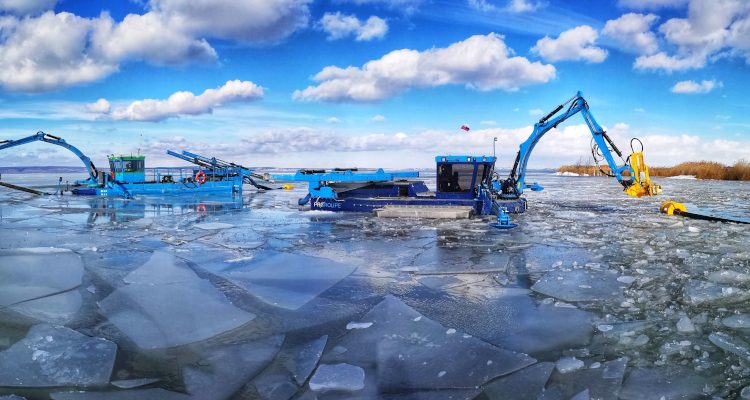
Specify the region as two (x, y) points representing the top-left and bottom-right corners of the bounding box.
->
(98, 251), (256, 349)
(0, 248), (83, 306)
(619, 367), (715, 400)
(531, 269), (629, 303)
(9, 290), (82, 325)
(323, 296), (535, 391)
(195, 251), (357, 311)
(0, 325), (116, 387)
(539, 357), (628, 400)
(184, 335), (284, 400)
(483, 362), (554, 400)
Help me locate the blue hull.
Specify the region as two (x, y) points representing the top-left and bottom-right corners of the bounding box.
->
(72, 179), (241, 197)
(311, 196), (527, 214)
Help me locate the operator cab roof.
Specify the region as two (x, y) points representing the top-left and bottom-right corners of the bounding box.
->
(435, 156), (496, 163)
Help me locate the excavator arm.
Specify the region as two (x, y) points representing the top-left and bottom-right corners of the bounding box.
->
(500, 91), (660, 199)
(0, 131), (99, 184)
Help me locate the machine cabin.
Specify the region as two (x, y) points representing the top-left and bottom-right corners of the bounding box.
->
(435, 156), (496, 199)
(109, 155), (146, 183)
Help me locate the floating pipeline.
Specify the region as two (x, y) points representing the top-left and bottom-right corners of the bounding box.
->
(661, 200), (749, 224)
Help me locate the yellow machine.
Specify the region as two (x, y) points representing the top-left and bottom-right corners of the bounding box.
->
(624, 151), (661, 197)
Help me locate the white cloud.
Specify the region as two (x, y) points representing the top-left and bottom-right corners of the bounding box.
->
(293, 33), (556, 102)
(0, 0), (56, 15)
(91, 12), (217, 66)
(531, 25), (608, 63)
(529, 108), (543, 116)
(670, 79), (722, 94)
(634, 107), (646, 112)
(141, 123), (750, 169)
(467, 0), (497, 12)
(0, 12), (117, 92)
(100, 80), (264, 122)
(372, 114), (386, 121)
(0, 1), (311, 92)
(86, 98), (111, 114)
(603, 13), (660, 55)
(633, 0), (750, 72)
(618, 0), (687, 10)
(150, 0), (311, 44)
(506, 0), (543, 13)
(319, 12), (388, 41)
(327, 117), (341, 123)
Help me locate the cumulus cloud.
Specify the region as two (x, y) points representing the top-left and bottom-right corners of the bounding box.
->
(0, 12), (118, 92)
(633, 0), (750, 72)
(150, 0), (310, 44)
(603, 13), (660, 55)
(617, 0), (687, 10)
(293, 33), (556, 102)
(372, 114), (386, 121)
(319, 12), (388, 41)
(94, 80), (264, 122)
(0, 1), (310, 92)
(141, 122), (750, 169)
(327, 117), (341, 123)
(86, 98), (111, 114)
(670, 79), (722, 93)
(531, 25), (608, 63)
(0, 0), (56, 15)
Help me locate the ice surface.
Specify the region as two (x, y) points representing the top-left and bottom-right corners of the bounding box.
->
(110, 378), (160, 389)
(183, 335), (284, 400)
(482, 362), (554, 400)
(2, 173), (749, 398)
(9, 290), (82, 324)
(543, 357), (628, 400)
(531, 269), (627, 302)
(0, 248), (83, 306)
(555, 357), (584, 373)
(50, 389), (190, 400)
(198, 251), (356, 310)
(194, 222), (234, 230)
(722, 314), (750, 329)
(324, 296), (535, 391)
(708, 332), (750, 361)
(99, 254), (256, 348)
(676, 316), (696, 333)
(0, 324), (116, 387)
(620, 367), (713, 400)
(0, 396), (26, 400)
(253, 372), (298, 400)
(123, 251), (197, 284)
(683, 280), (750, 305)
(309, 363), (365, 393)
(285, 335), (328, 385)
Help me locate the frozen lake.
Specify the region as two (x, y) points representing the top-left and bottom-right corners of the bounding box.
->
(0, 172), (749, 399)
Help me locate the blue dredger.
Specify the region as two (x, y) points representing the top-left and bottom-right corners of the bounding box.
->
(273, 91), (662, 228)
(0, 132), (271, 198)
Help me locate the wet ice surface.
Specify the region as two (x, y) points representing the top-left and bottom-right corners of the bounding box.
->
(0, 172), (749, 398)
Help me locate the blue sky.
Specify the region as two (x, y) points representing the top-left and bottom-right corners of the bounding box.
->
(0, 0), (747, 169)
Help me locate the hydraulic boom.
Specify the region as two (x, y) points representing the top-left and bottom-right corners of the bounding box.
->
(500, 91), (660, 199)
(0, 131), (99, 184)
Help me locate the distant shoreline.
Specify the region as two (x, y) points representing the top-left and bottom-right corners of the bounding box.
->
(558, 161), (750, 181)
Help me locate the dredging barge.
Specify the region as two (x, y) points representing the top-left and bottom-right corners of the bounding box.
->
(0, 132), (270, 197)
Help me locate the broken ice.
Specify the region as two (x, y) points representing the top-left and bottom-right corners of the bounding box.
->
(98, 251), (256, 349)
(0, 325), (116, 387)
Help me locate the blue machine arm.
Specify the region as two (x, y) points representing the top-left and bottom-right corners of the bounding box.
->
(501, 91), (633, 198)
(0, 131), (99, 183)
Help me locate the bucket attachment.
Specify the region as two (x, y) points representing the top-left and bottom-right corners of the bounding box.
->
(624, 151), (661, 197)
(492, 208), (518, 229)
